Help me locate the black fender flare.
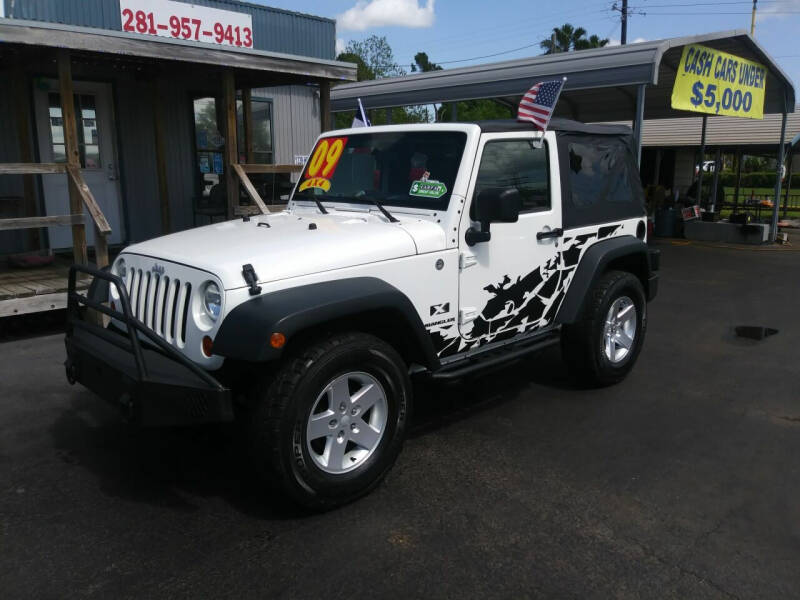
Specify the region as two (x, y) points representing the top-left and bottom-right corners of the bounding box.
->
(213, 277), (440, 368)
(555, 236), (654, 324)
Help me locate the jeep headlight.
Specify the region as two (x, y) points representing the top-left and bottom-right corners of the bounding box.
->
(114, 257), (127, 279)
(203, 282), (222, 321)
(110, 257), (126, 300)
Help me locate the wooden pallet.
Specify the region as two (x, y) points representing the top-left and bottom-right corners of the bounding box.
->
(0, 258), (90, 317)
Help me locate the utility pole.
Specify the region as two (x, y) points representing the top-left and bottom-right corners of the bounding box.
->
(750, 0), (757, 36)
(621, 0), (628, 44)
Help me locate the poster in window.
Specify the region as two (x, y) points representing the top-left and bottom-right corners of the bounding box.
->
(212, 153), (223, 174)
(199, 154), (210, 174)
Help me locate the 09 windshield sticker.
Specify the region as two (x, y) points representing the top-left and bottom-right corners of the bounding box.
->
(298, 137), (348, 193)
(409, 177), (448, 199)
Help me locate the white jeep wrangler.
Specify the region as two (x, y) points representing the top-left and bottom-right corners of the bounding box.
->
(66, 118), (659, 508)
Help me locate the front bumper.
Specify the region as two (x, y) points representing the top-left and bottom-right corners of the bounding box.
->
(65, 265), (233, 427)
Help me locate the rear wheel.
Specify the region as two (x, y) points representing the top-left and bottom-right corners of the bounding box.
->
(561, 270), (646, 386)
(248, 332), (411, 509)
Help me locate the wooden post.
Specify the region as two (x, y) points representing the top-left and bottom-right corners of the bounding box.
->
(242, 87), (254, 164)
(222, 70), (239, 218)
(13, 69), (40, 249)
(58, 50), (88, 266)
(152, 79), (170, 234)
(319, 81), (331, 132)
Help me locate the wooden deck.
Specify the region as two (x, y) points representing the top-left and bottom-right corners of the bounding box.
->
(0, 257), (90, 317)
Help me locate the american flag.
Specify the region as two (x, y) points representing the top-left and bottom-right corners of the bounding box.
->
(517, 78), (566, 131)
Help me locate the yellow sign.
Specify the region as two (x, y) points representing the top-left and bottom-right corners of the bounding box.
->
(671, 43), (767, 120)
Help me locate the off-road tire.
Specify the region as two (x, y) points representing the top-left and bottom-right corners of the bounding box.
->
(561, 270), (647, 386)
(248, 332), (411, 510)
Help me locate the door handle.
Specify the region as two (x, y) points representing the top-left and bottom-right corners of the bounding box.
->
(536, 227), (563, 240)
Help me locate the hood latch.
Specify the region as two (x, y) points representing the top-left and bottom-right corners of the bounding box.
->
(242, 263), (262, 296)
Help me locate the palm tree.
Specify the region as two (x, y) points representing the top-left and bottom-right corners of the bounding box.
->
(575, 34), (610, 51)
(540, 24), (609, 54)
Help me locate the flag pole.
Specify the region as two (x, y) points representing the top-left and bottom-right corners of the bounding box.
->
(357, 98), (369, 127)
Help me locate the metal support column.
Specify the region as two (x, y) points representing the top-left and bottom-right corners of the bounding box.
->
(451, 102), (458, 122)
(385, 107), (392, 124)
(633, 84), (645, 167)
(733, 146), (743, 212)
(697, 115), (707, 207)
(782, 145), (794, 219)
(709, 147), (721, 212)
(770, 111), (788, 241)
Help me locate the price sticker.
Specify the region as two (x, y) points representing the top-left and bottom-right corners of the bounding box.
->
(298, 137), (348, 192)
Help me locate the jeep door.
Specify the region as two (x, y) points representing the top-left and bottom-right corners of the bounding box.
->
(457, 131), (563, 347)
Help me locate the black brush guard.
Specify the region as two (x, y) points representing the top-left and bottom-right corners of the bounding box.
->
(65, 265), (233, 426)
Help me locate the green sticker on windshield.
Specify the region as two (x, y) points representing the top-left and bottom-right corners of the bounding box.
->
(409, 179), (447, 199)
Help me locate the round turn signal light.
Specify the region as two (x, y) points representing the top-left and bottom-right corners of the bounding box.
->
(270, 332), (286, 349)
(201, 335), (214, 357)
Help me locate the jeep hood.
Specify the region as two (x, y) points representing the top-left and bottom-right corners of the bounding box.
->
(123, 211), (445, 290)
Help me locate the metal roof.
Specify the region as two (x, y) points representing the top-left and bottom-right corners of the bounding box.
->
(2, 0), (336, 59)
(0, 18), (356, 82)
(625, 108), (800, 147)
(331, 31), (795, 119)
(477, 118), (631, 136)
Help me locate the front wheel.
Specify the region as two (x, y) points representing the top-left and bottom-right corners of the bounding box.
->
(561, 270), (647, 386)
(248, 332), (411, 509)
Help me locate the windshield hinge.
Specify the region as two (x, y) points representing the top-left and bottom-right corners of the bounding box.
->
(242, 264), (262, 296)
(459, 252), (477, 270)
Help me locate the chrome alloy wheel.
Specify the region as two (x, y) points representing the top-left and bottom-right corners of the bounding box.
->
(602, 296), (637, 364)
(305, 372), (388, 475)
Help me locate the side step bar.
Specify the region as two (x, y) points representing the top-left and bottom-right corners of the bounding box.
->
(428, 332), (560, 381)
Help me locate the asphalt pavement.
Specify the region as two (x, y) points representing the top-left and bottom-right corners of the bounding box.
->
(2, 240), (800, 599)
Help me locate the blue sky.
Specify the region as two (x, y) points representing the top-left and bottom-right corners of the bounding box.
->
(257, 0), (800, 94)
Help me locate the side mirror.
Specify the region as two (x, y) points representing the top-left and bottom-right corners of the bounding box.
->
(465, 188), (522, 246)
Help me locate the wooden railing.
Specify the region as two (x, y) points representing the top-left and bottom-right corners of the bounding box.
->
(232, 163), (303, 215)
(0, 162), (111, 268)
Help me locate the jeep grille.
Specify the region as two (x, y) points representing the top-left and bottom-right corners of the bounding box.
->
(125, 269), (192, 348)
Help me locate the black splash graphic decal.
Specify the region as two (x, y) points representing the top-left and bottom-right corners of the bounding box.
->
(598, 224), (621, 239)
(428, 224), (626, 358)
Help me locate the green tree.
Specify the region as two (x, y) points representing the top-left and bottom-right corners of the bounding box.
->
(335, 37), (429, 128)
(337, 35), (405, 79)
(411, 51), (442, 72)
(539, 23), (609, 54)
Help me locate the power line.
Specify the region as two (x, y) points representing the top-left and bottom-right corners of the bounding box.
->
(436, 41), (544, 65)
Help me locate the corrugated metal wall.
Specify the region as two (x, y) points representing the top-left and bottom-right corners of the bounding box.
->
(3, 0), (335, 59)
(254, 84), (320, 167)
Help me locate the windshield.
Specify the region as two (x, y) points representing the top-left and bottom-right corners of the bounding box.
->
(292, 131), (467, 211)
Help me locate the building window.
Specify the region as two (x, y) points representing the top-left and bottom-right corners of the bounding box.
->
(192, 97), (226, 197)
(48, 92), (101, 169)
(237, 96), (274, 164)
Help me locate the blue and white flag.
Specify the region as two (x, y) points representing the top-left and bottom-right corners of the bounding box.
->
(351, 98), (371, 128)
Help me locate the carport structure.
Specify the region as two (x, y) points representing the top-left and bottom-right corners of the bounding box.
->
(331, 30), (795, 239)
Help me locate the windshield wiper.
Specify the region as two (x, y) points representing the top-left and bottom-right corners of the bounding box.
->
(313, 198), (328, 215)
(360, 195), (398, 223)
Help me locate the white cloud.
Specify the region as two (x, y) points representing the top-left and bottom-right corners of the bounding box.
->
(607, 36), (647, 47)
(337, 0), (435, 32)
(336, 38), (347, 55)
(757, 0), (800, 21)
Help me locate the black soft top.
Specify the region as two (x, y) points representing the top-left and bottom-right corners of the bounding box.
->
(475, 118), (632, 136)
